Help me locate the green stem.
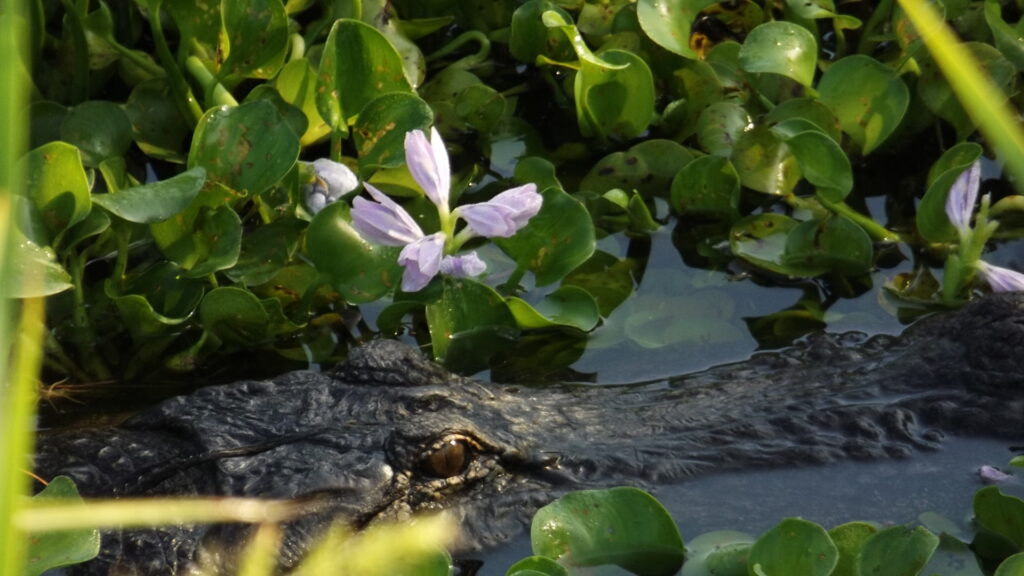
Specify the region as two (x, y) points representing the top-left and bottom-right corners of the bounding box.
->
(426, 30), (490, 70)
(185, 56), (238, 107)
(288, 33), (306, 62)
(817, 196), (903, 242)
(68, 255), (112, 381)
(499, 265), (527, 294)
(148, 0), (203, 124)
(857, 0), (894, 55)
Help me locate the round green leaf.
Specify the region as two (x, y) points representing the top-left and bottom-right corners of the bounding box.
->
(765, 98), (843, 142)
(739, 21), (818, 86)
(188, 100), (300, 194)
(749, 518), (838, 576)
(562, 250), (636, 317)
(817, 55), (909, 155)
(305, 200), (402, 304)
(220, 0), (288, 80)
(272, 59), (332, 146)
(996, 552), (1024, 576)
(26, 477), (100, 576)
(575, 49), (656, 141)
(974, 487), (1024, 549)
(93, 167), (206, 223)
(8, 237), (73, 298)
(506, 286), (600, 332)
(771, 126), (852, 201)
(494, 187), (596, 287)
(20, 141), (91, 244)
(224, 216), (304, 285)
(580, 139), (695, 197)
(783, 215), (873, 276)
(731, 213), (827, 277)
(671, 155), (741, 219)
(425, 276), (517, 365)
(506, 555), (569, 576)
(730, 124), (800, 195)
(60, 101), (133, 167)
(829, 522), (877, 576)
(916, 142), (983, 243)
(638, 0), (719, 58)
(697, 101), (752, 157)
(200, 287), (270, 346)
(857, 526), (939, 576)
(125, 80), (191, 162)
(920, 533), (985, 576)
(354, 92), (434, 175)
(531, 487), (684, 575)
(680, 531), (755, 576)
(316, 19), (412, 131)
(509, 0), (576, 64)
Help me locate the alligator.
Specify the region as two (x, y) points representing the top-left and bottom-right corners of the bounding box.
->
(33, 293), (1024, 575)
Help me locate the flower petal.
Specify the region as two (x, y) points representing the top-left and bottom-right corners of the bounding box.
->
(405, 128), (450, 209)
(350, 183), (424, 246)
(946, 161), (981, 232)
(440, 252), (487, 278)
(398, 232), (445, 291)
(976, 261), (1024, 292)
(457, 183), (541, 238)
(305, 159), (359, 214)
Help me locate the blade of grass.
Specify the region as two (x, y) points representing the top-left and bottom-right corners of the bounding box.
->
(898, 0), (1024, 189)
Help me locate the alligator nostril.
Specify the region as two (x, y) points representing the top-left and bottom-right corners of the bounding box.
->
(423, 438), (470, 478)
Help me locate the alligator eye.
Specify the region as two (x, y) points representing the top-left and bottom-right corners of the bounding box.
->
(422, 438), (471, 478)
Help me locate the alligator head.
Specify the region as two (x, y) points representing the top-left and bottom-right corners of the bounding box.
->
(33, 294), (1024, 574)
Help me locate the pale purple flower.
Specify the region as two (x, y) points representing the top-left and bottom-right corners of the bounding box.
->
(979, 465), (1013, 484)
(976, 261), (1024, 292)
(456, 184), (542, 238)
(306, 159), (359, 214)
(405, 128), (451, 209)
(439, 252), (487, 277)
(398, 233), (445, 292)
(946, 161), (981, 232)
(351, 184), (424, 246)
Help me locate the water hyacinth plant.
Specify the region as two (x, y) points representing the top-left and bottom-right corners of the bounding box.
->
(350, 128), (542, 292)
(943, 162), (1024, 300)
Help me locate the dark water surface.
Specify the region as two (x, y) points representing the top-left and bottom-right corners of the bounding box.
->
(476, 436), (1022, 575)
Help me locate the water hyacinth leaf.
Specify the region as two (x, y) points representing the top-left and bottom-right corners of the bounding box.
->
(817, 55), (909, 155)
(697, 101), (752, 157)
(200, 287), (270, 346)
(108, 263), (203, 338)
(738, 21), (818, 86)
(495, 187), (596, 287)
(164, 0), (221, 67)
(624, 291), (744, 349)
(220, 0), (288, 80)
(272, 59), (332, 146)
(354, 92), (434, 175)
(919, 533), (984, 576)
(125, 80), (191, 162)
(455, 84), (506, 134)
(64, 208), (111, 250)
(637, 0), (719, 58)
(189, 100), (300, 194)
(664, 59), (723, 141)
(828, 522), (877, 576)
(28, 100), (68, 150)
(671, 155), (741, 220)
(765, 98), (843, 142)
(245, 86), (310, 142)
(730, 124), (800, 195)
(995, 553), (1024, 576)
(224, 215), (304, 285)
(679, 530), (754, 576)
(985, 0), (1024, 71)
(786, 0), (838, 19)
(20, 141), (91, 243)
(25, 477), (100, 576)
(509, 0), (576, 64)
(731, 213), (823, 276)
(425, 276), (517, 364)
(93, 167), (206, 223)
(563, 250), (636, 317)
(917, 142), (983, 243)
(748, 518), (838, 576)
(771, 127), (852, 201)
(305, 201), (402, 304)
(575, 49), (656, 141)
(784, 215), (872, 276)
(317, 19), (412, 131)
(856, 526), (939, 576)
(530, 487), (685, 574)
(580, 139), (695, 197)
(506, 555), (569, 576)
(180, 205), (243, 277)
(515, 157), (563, 192)
(60, 100), (133, 167)
(974, 486), (1024, 549)
(7, 238), (73, 297)
(506, 286), (600, 332)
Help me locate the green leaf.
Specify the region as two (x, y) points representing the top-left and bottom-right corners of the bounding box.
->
(671, 155), (741, 220)
(731, 214), (827, 277)
(917, 142), (983, 243)
(93, 168), (206, 223)
(425, 276), (517, 367)
(784, 215), (873, 276)
(60, 101), (133, 167)
(575, 48), (656, 141)
(920, 533), (985, 576)
(188, 100), (300, 194)
(985, 0), (1024, 71)
(580, 139), (695, 197)
(19, 141), (91, 244)
(125, 80), (191, 162)
(771, 125), (852, 201)
(995, 552), (1024, 576)
(562, 250), (636, 317)
(857, 526), (939, 576)
(220, 0), (288, 80)
(749, 518), (838, 576)
(817, 55), (909, 155)
(974, 486), (1024, 550)
(25, 477), (100, 576)
(730, 125), (800, 195)
(224, 216), (304, 285)
(354, 92), (434, 175)
(506, 556), (569, 576)
(200, 287), (270, 346)
(506, 286), (600, 331)
(828, 522), (877, 576)
(272, 59), (333, 146)
(494, 187), (596, 286)
(530, 487), (685, 575)
(305, 200), (402, 303)
(680, 531), (754, 576)
(638, 0), (719, 58)
(150, 185), (244, 276)
(697, 101), (753, 157)
(765, 98), (843, 143)
(316, 19), (412, 131)
(8, 237), (73, 298)
(509, 0), (576, 64)
(739, 21), (818, 86)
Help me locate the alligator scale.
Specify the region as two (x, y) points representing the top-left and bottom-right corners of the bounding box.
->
(34, 294), (1024, 574)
